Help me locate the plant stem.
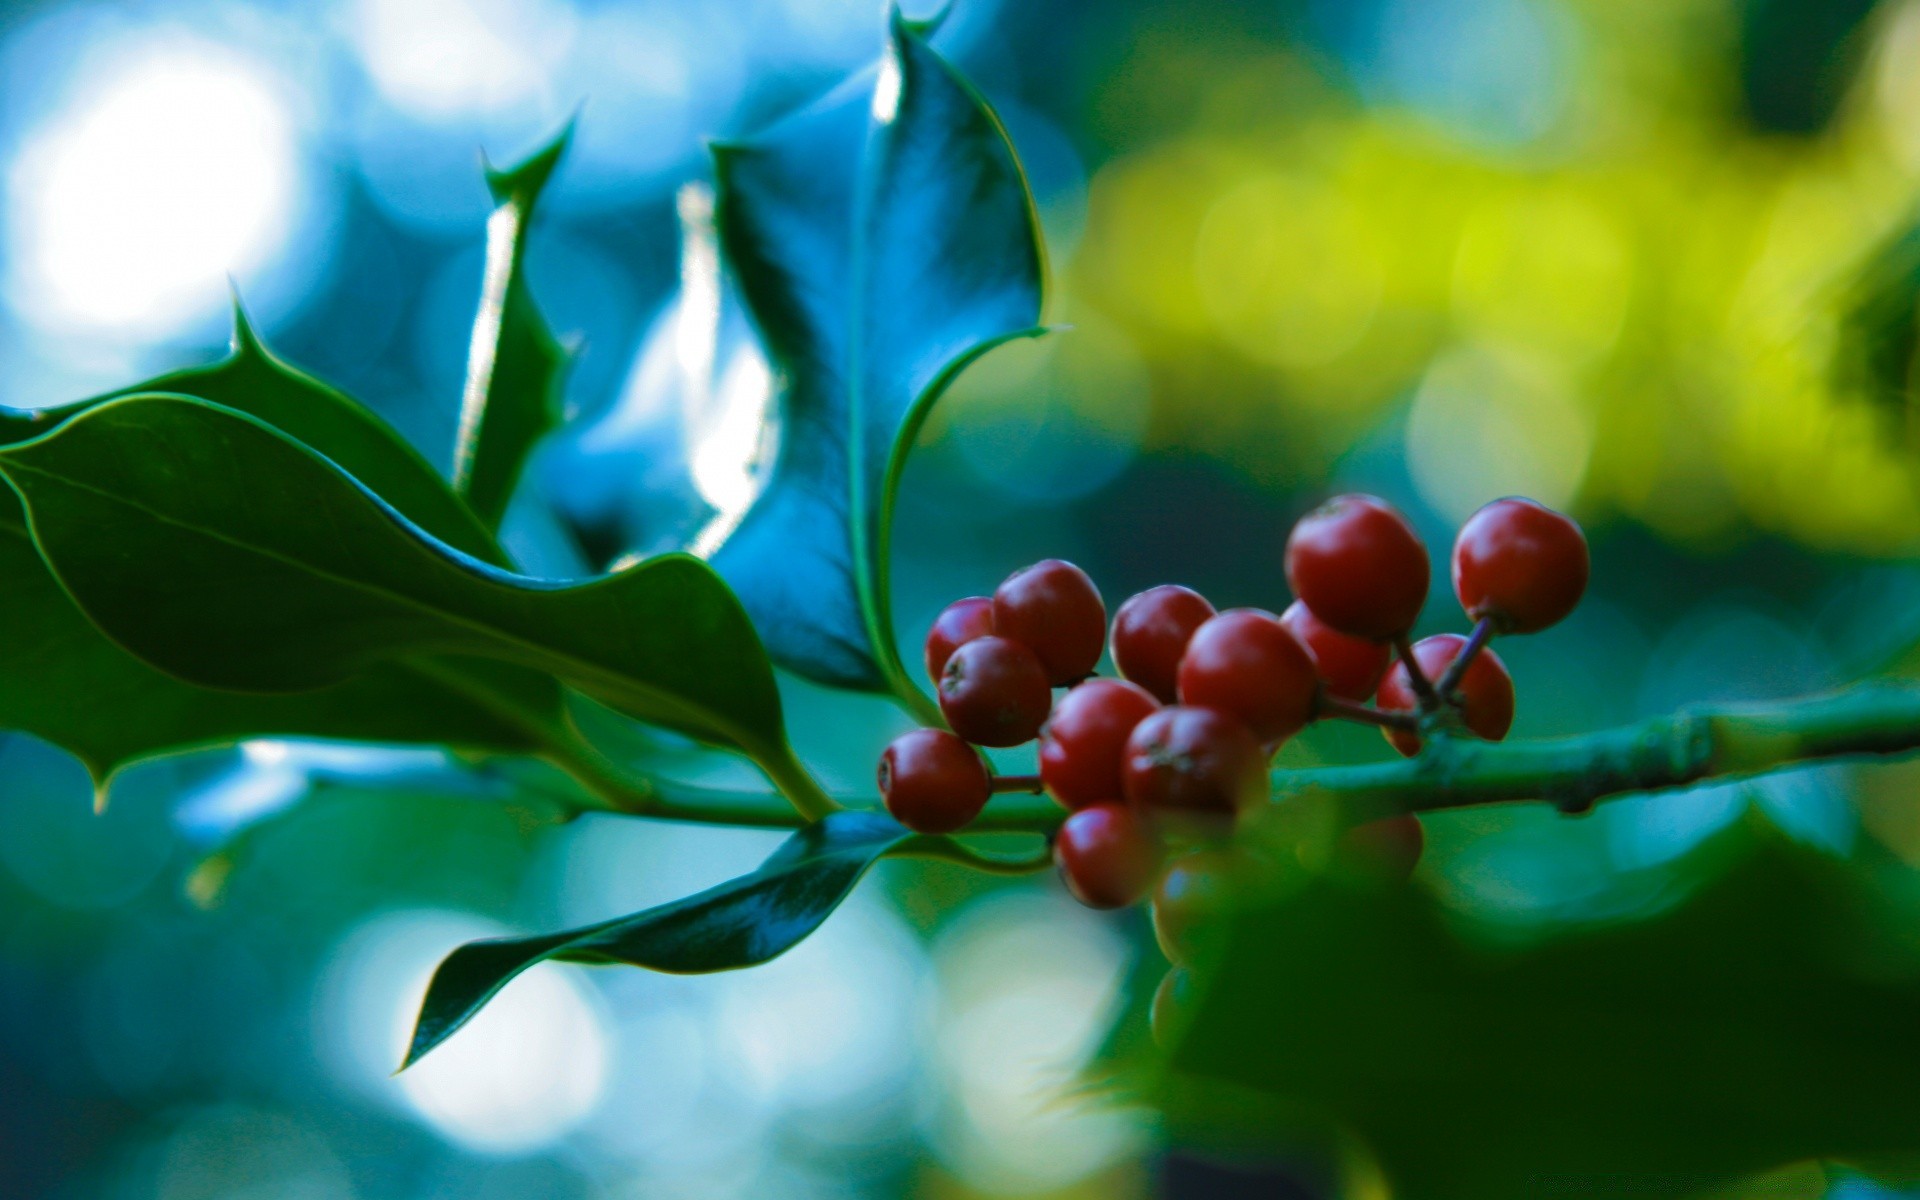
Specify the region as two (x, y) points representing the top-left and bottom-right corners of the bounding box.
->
(1318, 695), (1418, 731)
(992, 773), (1043, 793)
(1434, 616), (1495, 698)
(891, 834), (1053, 874)
(1275, 680), (1920, 822)
(1393, 634), (1442, 710)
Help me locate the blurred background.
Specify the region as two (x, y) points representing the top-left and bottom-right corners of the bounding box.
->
(9, 0), (1920, 1195)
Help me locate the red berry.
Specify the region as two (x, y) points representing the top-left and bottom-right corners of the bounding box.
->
(1176, 609), (1319, 743)
(1335, 814), (1425, 879)
(1039, 679), (1161, 811)
(993, 559), (1106, 685)
(878, 729), (991, 833)
(1279, 600), (1391, 703)
(1284, 494), (1430, 640)
(938, 636), (1052, 747)
(1375, 633), (1514, 756)
(1452, 497), (1589, 634)
(925, 596), (995, 685)
(1121, 706), (1267, 821)
(1054, 802), (1163, 908)
(1110, 584), (1216, 702)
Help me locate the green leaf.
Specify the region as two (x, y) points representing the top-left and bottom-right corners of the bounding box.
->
(706, 11), (1044, 699)
(403, 809), (910, 1067)
(0, 394), (824, 810)
(0, 493), (546, 787)
(2, 301), (508, 567)
(451, 123), (573, 532)
(1157, 837), (1920, 1199)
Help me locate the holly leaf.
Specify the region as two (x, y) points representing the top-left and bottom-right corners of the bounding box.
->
(402, 810), (911, 1067)
(704, 10), (1044, 697)
(1157, 837), (1920, 1199)
(0, 495), (545, 790)
(451, 123), (573, 533)
(1, 301), (507, 566)
(0, 395), (819, 804)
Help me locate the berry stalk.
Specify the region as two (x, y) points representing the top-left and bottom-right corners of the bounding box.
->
(1391, 634), (1443, 711)
(1432, 615), (1495, 699)
(1317, 694), (1419, 731)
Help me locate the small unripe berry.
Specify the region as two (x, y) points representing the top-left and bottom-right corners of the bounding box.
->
(1122, 706), (1267, 821)
(1110, 584), (1216, 702)
(1279, 600), (1391, 703)
(939, 636), (1052, 747)
(925, 596), (995, 685)
(1335, 814), (1425, 880)
(1039, 679), (1161, 811)
(1375, 633), (1514, 756)
(993, 559), (1106, 685)
(878, 729), (991, 833)
(1054, 802), (1163, 909)
(1176, 609), (1319, 743)
(1150, 967), (1193, 1047)
(1285, 494), (1430, 640)
(1452, 497), (1589, 634)
(1152, 846), (1269, 965)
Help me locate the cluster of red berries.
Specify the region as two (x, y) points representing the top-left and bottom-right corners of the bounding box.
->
(876, 495), (1589, 912)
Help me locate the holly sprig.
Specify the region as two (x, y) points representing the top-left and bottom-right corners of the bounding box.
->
(6, 8), (1920, 1197)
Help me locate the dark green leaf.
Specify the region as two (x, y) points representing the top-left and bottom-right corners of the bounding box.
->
(0, 395), (818, 802)
(1159, 837), (1920, 1199)
(403, 809), (911, 1067)
(2, 300), (508, 567)
(451, 123), (573, 532)
(707, 11), (1044, 695)
(0, 492), (546, 786)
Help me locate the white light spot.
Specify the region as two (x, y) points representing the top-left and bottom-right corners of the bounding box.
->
(872, 52), (903, 124)
(5, 45), (299, 336)
(929, 893), (1147, 1191)
(350, 0), (576, 121)
(319, 910), (609, 1156)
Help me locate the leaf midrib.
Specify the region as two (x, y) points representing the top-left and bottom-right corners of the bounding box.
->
(1, 454), (766, 755)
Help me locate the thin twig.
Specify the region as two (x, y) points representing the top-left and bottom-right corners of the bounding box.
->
(1434, 616), (1495, 697)
(1393, 634), (1442, 710)
(1318, 694), (1418, 731)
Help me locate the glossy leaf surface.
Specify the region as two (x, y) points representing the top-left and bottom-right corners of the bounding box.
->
(1, 303), (506, 566)
(0, 396), (797, 779)
(452, 124), (573, 532)
(0, 494), (542, 785)
(403, 809), (910, 1066)
(707, 12), (1044, 694)
(1160, 837), (1920, 1199)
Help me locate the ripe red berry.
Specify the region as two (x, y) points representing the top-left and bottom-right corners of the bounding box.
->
(1122, 706), (1267, 821)
(939, 636), (1052, 747)
(878, 729), (991, 834)
(1279, 600), (1391, 703)
(993, 559), (1106, 685)
(1054, 802), (1163, 909)
(925, 596), (996, 685)
(1110, 584), (1216, 702)
(1452, 497), (1589, 634)
(1335, 814), (1425, 880)
(1039, 679), (1161, 811)
(1176, 609), (1319, 743)
(1375, 633), (1515, 756)
(1284, 494), (1430, 641)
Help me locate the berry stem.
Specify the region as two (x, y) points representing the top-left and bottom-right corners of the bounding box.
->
(1392, 634), (1443, 711)
(991, 773), (1044, 794)
(1433, 616), (1496, 699)
(1317, 694), (1419, 731)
